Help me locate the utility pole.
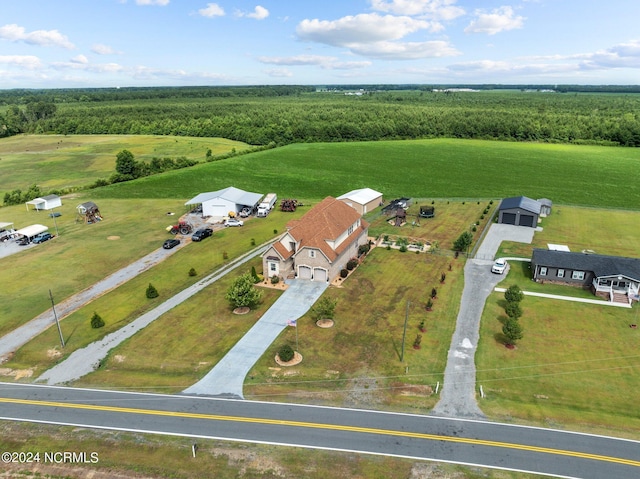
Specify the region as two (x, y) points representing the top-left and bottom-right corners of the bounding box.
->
(400, 300), (409, 362)
(49, 289), (65, 348)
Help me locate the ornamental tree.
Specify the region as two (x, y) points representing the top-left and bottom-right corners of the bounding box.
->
(225, 273), (263, 309)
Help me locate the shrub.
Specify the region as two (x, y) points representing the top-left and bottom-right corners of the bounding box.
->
(251, 238), (256, 246)
(188, 267), (197, 277)
(431, 287), (437, 299)
(503, 318), (523, 345)
(222, 251), (228, 260)
(440, 272), (446, 283)
(472, 226), (477, 232)
(399, 244), (407, 252)
(505, 301), (523, 320)
(413, 334), (422, 349)
(251, 266), (260, 283)
(278, 344), (295, 362)
(504, 285), (524, 303)
(340, 269), (349, 278)
(426, 298), (433, 310)
(146, 283), (159, 299)
(453, 231), (473, 252)
(270, 275), (280, 284)
(346, 258), (359, 270)
(90, 312), (105, 329)
(358, 243), (371, 256)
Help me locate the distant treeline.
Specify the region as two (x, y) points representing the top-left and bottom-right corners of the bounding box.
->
(1, 85), (639, 146)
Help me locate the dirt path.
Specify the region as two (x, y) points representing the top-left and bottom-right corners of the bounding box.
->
(0, 242), (187, 363)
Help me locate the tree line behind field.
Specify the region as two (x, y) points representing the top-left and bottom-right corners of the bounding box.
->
(1, 86), (639, 146)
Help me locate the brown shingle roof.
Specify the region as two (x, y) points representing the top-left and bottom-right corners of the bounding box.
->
(287, 197), (368, 262)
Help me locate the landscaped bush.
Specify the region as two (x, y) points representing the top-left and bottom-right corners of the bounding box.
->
(346, 258), (359, 271)
(358, 243), (371, 256)
(270, 275), (280, 285)
(146, 283), (159, 299)
(504, 284), (524, 303)
(340, 269), (348, 278)
(188, 267), (197, 277)
(278, 344), (295, 362)
(90, 312), (105, 329)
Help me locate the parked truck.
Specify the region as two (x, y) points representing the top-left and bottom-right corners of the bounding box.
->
(257, 193), (277, 217)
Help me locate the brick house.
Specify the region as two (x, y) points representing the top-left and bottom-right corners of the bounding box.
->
(262, 197), (369, 283)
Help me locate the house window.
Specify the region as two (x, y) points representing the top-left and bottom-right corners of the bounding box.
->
(539, 267), (547, 276)
(269, 263), (277, 272)
(348, 224), (354, 235)
(572, 271), (585, 280)
(557, 269), (565, 278)
(309, 250), (316, 258)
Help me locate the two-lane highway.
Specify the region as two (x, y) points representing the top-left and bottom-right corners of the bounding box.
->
(1, 383), (639, 479)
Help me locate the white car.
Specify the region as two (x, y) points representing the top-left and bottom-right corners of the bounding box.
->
(224, 218), (244, 227)
(491, 259), (507, 274)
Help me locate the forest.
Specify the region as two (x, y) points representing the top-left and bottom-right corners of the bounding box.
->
(1, 85), (639, 147)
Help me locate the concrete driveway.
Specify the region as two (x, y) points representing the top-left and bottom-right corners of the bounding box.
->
(432, 223), (535, 418)
(183, 279), (328, 398)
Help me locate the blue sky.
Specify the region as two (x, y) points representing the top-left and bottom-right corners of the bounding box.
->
(2, 0), (640, 88)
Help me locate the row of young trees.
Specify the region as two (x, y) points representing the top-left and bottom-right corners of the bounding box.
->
(3, 89), (639, 146)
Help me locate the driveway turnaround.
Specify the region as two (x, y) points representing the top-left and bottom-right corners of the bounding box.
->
(432, 223), (535, 418)
(183, 279), (328, 398)
(37, 245), (268, 385)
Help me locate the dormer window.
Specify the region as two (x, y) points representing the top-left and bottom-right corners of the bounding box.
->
(309, 250), (316, 258)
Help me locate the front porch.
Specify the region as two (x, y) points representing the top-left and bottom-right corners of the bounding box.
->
(592, 276), (640, 304)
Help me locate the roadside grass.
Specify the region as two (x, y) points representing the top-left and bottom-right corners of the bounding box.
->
(477, 291), (640, 436)
(88, 139), (640, 209)
(243, 247), (464, 412)
(497, 206), (640, 259)
(0, 422), (551, 479)
(2, 209), (301, 374)
(0, 197), (187, 336)
(0, 134), (249, 196)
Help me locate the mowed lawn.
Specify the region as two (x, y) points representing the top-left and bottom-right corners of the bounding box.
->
(0, 134), (249, 196)
(89, 139), (640, 208)
(479, 207), (640, 435)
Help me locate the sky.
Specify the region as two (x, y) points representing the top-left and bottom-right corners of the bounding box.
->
(1, 0), (640, 88)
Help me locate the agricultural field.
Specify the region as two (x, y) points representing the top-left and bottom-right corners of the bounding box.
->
(0, 134), (249, 198)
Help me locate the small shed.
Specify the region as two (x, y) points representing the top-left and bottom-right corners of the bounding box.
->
(25, 195), (62, 211)
(76, 202), (102, 224)
(537, 198), (553, 216)
(337, 188), (383, 215)
(498, 196), (541, 227)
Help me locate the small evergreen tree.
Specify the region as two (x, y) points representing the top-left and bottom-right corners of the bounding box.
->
(251, 266), (260, 283)
(505, 301), (523, 320)
(312, 296), (337, 320)
(188, 267), (197, 277)
(503, 318), (523, 346)
(504, 285), (524, 303)
(453, 231), (473, 252)
(90, 312), (105, 329)
(146, 283), (159, 299)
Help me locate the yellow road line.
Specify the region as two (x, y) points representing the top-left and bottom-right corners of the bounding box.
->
(1, 397), (638, 467)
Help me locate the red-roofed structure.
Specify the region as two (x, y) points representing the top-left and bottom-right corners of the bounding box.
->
(262, 197), (369, 283)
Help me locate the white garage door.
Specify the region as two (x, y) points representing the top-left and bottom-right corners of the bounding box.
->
(313, 268), (328, 282)
(298, 265), (312, 280)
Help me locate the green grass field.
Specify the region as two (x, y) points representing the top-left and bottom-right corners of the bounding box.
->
(88, 139), (640, 208)
(0, 134), (249, 196)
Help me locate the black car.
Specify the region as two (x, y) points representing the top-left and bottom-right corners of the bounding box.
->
(191, 227), (213, 241)
(163, 238), (180, 249)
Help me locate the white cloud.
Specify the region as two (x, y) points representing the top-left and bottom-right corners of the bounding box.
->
(92, 44), (121, 55)
(0, 55), (42, 69)
(258, 54), (372, 70)
(465, 6), (524, 35)
(351, 40), (460, 59)
(70, 54), (89, 64)
(0, 23), (75, 49)
(297, 13), (436, 46)
(135, 0), (170, 5)
(199, 3), (225, 18)
(370, 0), (465, 20)
(264, 68), (293, 78)
(244, 6), (270, 20)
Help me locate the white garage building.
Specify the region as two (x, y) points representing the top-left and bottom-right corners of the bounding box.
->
(25, 194), (62, 211)
(185, 187), (263, 219)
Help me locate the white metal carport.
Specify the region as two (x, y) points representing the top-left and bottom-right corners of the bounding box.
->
(15, 224), (49, 239)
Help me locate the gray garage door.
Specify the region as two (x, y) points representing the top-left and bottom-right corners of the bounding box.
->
(313, 268), (328, 282)
(298, 265), (312, 280)
(519, 214), (535, 227)
(501, 212), (516, 225)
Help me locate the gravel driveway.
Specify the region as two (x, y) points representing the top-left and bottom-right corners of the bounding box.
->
(431, 223), (535, 418)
